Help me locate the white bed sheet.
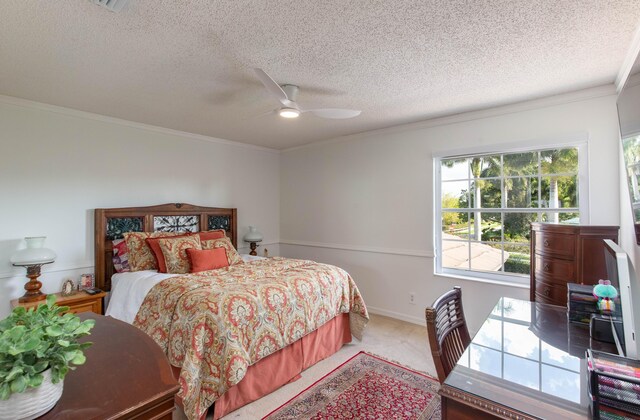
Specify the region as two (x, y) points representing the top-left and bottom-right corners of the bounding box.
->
(105, 254), (265, 324)
(106, 270), (177, 324)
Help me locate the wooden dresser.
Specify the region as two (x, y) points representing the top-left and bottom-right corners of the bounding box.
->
(530, 223), (619, 306)
(11, 291), (106, 314)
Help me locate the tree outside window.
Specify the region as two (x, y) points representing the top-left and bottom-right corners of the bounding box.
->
(438, 147), (580, 279)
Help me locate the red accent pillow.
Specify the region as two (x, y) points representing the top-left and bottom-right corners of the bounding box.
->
(187, 248), (229, 273)
(146, 234), (190, 273)
(198, 230), (226, 241)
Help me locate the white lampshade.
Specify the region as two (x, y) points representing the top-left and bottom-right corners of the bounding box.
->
(10, 237), (56, 266)
(243, 226), (263, 242)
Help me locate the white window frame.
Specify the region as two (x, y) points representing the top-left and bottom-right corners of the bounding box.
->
(433, 138), (589, 285)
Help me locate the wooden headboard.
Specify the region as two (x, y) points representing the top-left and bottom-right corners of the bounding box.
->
(94, 203), (237, 291)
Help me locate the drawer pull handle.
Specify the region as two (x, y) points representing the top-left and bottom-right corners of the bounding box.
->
(543, 239), (550, 247)
(544, 288), (551, 296)
(543, 264), (550, 272)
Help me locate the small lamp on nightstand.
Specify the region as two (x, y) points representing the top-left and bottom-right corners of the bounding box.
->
(11, 236), (56, 303)
(243, 226), (263, 256)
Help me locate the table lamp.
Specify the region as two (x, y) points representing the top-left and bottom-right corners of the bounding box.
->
(243, 226), (263, 256)
(10, 236), (56, 303)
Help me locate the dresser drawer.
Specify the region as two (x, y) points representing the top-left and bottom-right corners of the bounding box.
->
(534, 231), (575, 258)
(534, 255), (575, 283)
(67, 302), (98, 314)
(534, 281), (568, 306)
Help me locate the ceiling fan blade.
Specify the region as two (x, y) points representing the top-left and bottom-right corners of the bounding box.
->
(253, 68), (294, 107)
(305, 108), (361, 119)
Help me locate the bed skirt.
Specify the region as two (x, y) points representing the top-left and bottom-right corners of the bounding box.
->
(172, 313), (352, 419)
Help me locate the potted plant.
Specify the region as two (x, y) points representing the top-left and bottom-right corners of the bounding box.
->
(0, 295), (95, 420)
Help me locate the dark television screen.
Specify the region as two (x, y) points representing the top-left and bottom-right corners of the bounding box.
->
(617, 53), (640, 245)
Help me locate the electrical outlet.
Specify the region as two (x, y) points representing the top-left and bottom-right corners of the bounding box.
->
(409, 292), (416, 305)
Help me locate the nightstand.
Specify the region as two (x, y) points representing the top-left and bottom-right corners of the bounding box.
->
(11, 290), (107, 314)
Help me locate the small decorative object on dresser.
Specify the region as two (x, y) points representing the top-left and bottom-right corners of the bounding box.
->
(79, 274), (94, 290)
(60, 279), (76, 297)
(243, 225), (263, 256)
(0, 295), (95, 420)
(10, 236), (56, 303)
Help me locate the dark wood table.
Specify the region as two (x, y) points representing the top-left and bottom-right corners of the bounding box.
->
(39, 313), (180, 420)
(440, 297), (617, 419)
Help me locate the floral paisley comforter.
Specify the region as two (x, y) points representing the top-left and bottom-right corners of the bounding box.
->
(133, 257), (369, 420)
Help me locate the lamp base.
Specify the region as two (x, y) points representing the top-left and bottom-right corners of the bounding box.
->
(249, 242), (258, 256)
(18, 265), (47, 303)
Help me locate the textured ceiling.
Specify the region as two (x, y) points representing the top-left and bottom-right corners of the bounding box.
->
(1, 1), (640, 149)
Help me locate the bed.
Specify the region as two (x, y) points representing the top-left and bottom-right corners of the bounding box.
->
(94, 203), (368, 420)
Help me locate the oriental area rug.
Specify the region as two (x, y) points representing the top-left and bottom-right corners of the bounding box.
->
(262, 351), (441, 420)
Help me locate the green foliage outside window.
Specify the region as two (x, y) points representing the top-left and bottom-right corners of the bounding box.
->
(440, 146), (580, 276)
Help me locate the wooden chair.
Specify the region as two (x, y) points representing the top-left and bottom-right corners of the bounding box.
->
(425, 286), (471, 383)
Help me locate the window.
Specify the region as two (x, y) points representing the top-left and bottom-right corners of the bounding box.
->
(435, 145), (585, 283)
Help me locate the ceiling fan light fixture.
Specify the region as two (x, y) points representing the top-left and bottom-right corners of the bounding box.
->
(278, 108), (300, 119)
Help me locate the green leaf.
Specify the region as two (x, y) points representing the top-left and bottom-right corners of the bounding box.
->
(33, 361), (48, 373)
(0, 383), (10, 400)
(28, 373), (43, 388)
(79, 342), (93, 350)
(63, 350), (79, 363)
(71, 352), (86, 365)
(21, 336), (41, 352)
(6, 325), (27, 341)
(46, 294), (56, 308)
(55, 305), (70, 314)
(5, 366), (23, 382)
(73, 323), (92, 335)
(10, 375), (27, 394)
(45, 325), (63, 337)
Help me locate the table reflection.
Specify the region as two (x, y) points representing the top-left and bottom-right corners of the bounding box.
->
(456, 297), (582, 405)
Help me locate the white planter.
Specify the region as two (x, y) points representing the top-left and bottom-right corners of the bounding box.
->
(0, 370), (63, 420)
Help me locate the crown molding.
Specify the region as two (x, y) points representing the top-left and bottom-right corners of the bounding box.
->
(0, 94), (280, 154)
(282, 84), (616, 153)
(616, 23), (640, 92)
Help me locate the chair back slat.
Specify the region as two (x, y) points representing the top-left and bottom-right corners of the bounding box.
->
(425, 286), (471, 383)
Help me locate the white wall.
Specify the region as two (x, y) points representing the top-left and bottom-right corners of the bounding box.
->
(280, 88), (622, 333)
(0, 98), (280, 318)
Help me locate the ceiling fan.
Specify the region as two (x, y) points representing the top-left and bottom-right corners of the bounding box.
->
(253, 68), (361, 119)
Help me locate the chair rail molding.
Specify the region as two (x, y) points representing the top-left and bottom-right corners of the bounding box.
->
(279, 240), (434, 258)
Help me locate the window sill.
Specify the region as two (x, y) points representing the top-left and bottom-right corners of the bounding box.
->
(434, 272), (530, 289)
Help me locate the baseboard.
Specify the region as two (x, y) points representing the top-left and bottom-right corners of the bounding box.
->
(366, 305), (425, 326)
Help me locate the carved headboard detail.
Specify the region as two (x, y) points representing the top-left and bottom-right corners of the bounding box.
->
(94, 203), (237, 291)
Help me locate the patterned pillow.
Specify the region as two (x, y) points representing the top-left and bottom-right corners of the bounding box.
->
(200, 237), (244, 266)
(146, 234), (190, 273)
(124, 231), (184, 271)
(112, 239), (130, 273)
(158, 235), (202, 274)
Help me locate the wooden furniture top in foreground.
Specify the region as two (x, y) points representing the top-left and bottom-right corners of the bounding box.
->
(439, 297), (617, 420)
(94, 203), (237, 291)
(11, 291), (107, 315)
(38, 313), (180, 420)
